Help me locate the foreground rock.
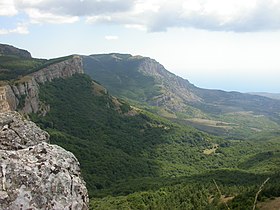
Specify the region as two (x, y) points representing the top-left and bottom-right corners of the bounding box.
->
(0, 111), (88, 209)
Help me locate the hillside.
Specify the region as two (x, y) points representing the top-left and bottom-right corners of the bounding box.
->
(29, 73), (224, 196)
(249, 92), (280, 100)
(1, 45), (280, 209)
(0, 43), (31, 58)
(0, 43), (73, 81)
(29, 73), (280, 209)
(83, 54), (280, 138)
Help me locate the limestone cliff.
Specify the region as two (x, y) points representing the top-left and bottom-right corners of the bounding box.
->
(137, 57), (201, 104)
(0, 111), (89, 209)
(0, 55), (83, 114)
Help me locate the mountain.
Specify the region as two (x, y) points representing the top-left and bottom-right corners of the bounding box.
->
(0, 43), (31, 58)
(0, 49), (222, 198)
(0, 55), (82, 113)
(2, 45), (280, 209)
(0, 47), (89, 209)
(248, 92), (280, 100)
(0, 44), (74, 82)
(83, 54), (200, 110)
(83, 53), (280, 138)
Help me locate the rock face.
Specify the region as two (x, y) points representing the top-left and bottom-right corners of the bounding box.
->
(83, 54), (201, 113)
(0, 44), (32, 58)
(0, 111), (89, 209)
(137, 57), (202, 104)
(0, 55), (83, 114)
(0, 112), (49, 150)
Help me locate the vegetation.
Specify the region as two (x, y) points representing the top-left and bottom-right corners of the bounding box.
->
(83, 54), (280, 140)
(27, 74), (280, 209)
(83, 54), (162, 102)
(0, 54), (73, 81)
(31, 74), (221, 196)
(3, 50), (279, 209)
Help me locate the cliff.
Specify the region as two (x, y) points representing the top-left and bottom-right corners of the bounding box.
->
(0, 111), (89, 209)
(83, 54), (201, 114)
(137, 57), (201, 104)
(0, 55), (83, 114)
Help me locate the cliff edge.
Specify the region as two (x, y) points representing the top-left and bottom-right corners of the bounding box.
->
(0, 111), (89, 209)
(0, 55), (83, 114)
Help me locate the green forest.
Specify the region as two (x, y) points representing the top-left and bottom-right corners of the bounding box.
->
(30, 74), (280, 209)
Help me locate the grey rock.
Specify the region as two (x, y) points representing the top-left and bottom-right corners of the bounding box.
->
(0, 112), (49, 150)
(1, 56), (84, 115)
(33, 55), (83, 84)
(0, 112), (89, 209)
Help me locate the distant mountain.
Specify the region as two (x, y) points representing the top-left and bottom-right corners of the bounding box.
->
(0, 43), (31, 58)
(83, 54), (280, 137)
(248, 92), (280, 100)
(83, 54), (200, 111)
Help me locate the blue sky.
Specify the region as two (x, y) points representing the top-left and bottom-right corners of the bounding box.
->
(1, 0), (280, 93)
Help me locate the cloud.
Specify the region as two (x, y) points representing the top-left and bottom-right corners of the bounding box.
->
(1, 0), (280, 33)
(0, 23), (29, 35)
(85, 0), (280, 32)
(105, 35), (119, 40)
(15, 0), (135, 16)
(0, 0), (18, 16)
(25, 8), (79, 24)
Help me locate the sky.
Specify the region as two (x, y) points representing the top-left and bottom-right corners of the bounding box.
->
(0, 0), (280, 93)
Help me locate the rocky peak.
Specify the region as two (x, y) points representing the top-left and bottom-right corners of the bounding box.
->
(0, 111), (89, 209)
(0, 44), (32, 58)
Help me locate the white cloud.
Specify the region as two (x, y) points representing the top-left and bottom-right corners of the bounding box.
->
(0, 0), (18, 16)
(25, 8), (79, 24)
(86, 15), (112, 24)
(83, 0), (280, 32)
(0, 23), (29, 35)
(15, 0), (135, 16)
(2, 0), (280, 33)
(124, 24), (147, 31)
(105, 35), (119, 40)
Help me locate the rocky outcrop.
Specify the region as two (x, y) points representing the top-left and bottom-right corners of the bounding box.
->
(0, 111), (89, 209)
(0, 112), (49, 150)
(1, 56), (83, 114)
(0, 44), (32, 58)
(137, 57), (202, 111)
(0, 87), (11, 113)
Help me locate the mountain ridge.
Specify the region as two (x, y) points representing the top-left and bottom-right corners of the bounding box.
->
(0, 43), (32, 58)
(248, 92), (280, 100)
(0, 55), (83, 114)
(82, 53), (280, 137)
